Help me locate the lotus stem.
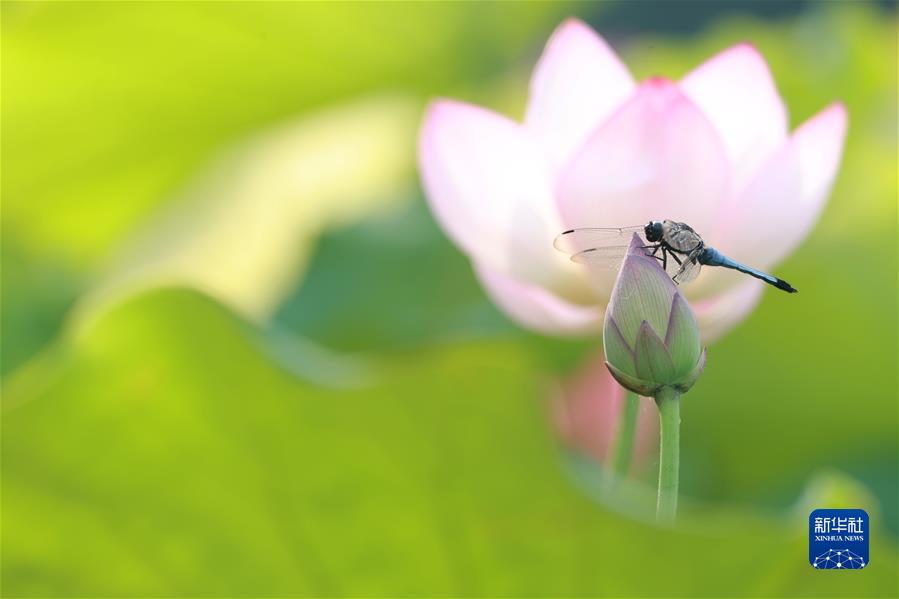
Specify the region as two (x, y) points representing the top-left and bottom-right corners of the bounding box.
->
(655, 387), (680, 523)
(610, 391), (639, 480)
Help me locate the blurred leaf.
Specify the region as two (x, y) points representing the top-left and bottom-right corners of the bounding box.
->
(77, 94), (419, 326)
(1, 1), (569, 264)
(0, 0), (573, 375)
(273, 199), (520, 352)
(2, 289), (896, 596)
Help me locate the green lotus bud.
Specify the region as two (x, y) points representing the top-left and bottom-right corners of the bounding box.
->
(603, 234), (706, 396)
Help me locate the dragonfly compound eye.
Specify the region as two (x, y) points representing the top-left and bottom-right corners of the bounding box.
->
(645, 221), (662, 242)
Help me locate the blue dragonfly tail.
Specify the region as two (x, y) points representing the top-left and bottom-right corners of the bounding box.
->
(700, 247), (797, 293)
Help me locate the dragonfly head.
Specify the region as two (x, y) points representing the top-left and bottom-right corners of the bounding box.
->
(644, 221), (663, 243)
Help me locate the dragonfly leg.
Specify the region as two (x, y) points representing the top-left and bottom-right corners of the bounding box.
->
(642, 244), (664, 263)
(669, 252), (683, 266)
(661, 247), (668, 271)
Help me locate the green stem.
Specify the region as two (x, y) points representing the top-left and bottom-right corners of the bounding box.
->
(655, 387), (681, 523)
(610, 391), (639, 479)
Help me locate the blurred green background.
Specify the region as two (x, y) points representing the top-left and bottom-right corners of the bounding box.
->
(2, 1), (896, 596)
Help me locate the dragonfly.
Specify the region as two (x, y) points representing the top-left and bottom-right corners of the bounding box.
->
(554, 220), (797, 293)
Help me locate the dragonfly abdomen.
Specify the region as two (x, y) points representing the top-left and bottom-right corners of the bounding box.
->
(699, 247), (797, 293)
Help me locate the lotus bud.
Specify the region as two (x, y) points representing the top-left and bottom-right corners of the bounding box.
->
(603, 234), (706, 396)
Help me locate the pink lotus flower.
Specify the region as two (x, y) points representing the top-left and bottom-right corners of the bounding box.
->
(418, 19), (847, 341)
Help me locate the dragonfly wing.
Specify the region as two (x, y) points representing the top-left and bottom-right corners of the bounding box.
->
(570, 245), (630, 269)
(553, 226), (645, 255)
(672, 254), (702, 284)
